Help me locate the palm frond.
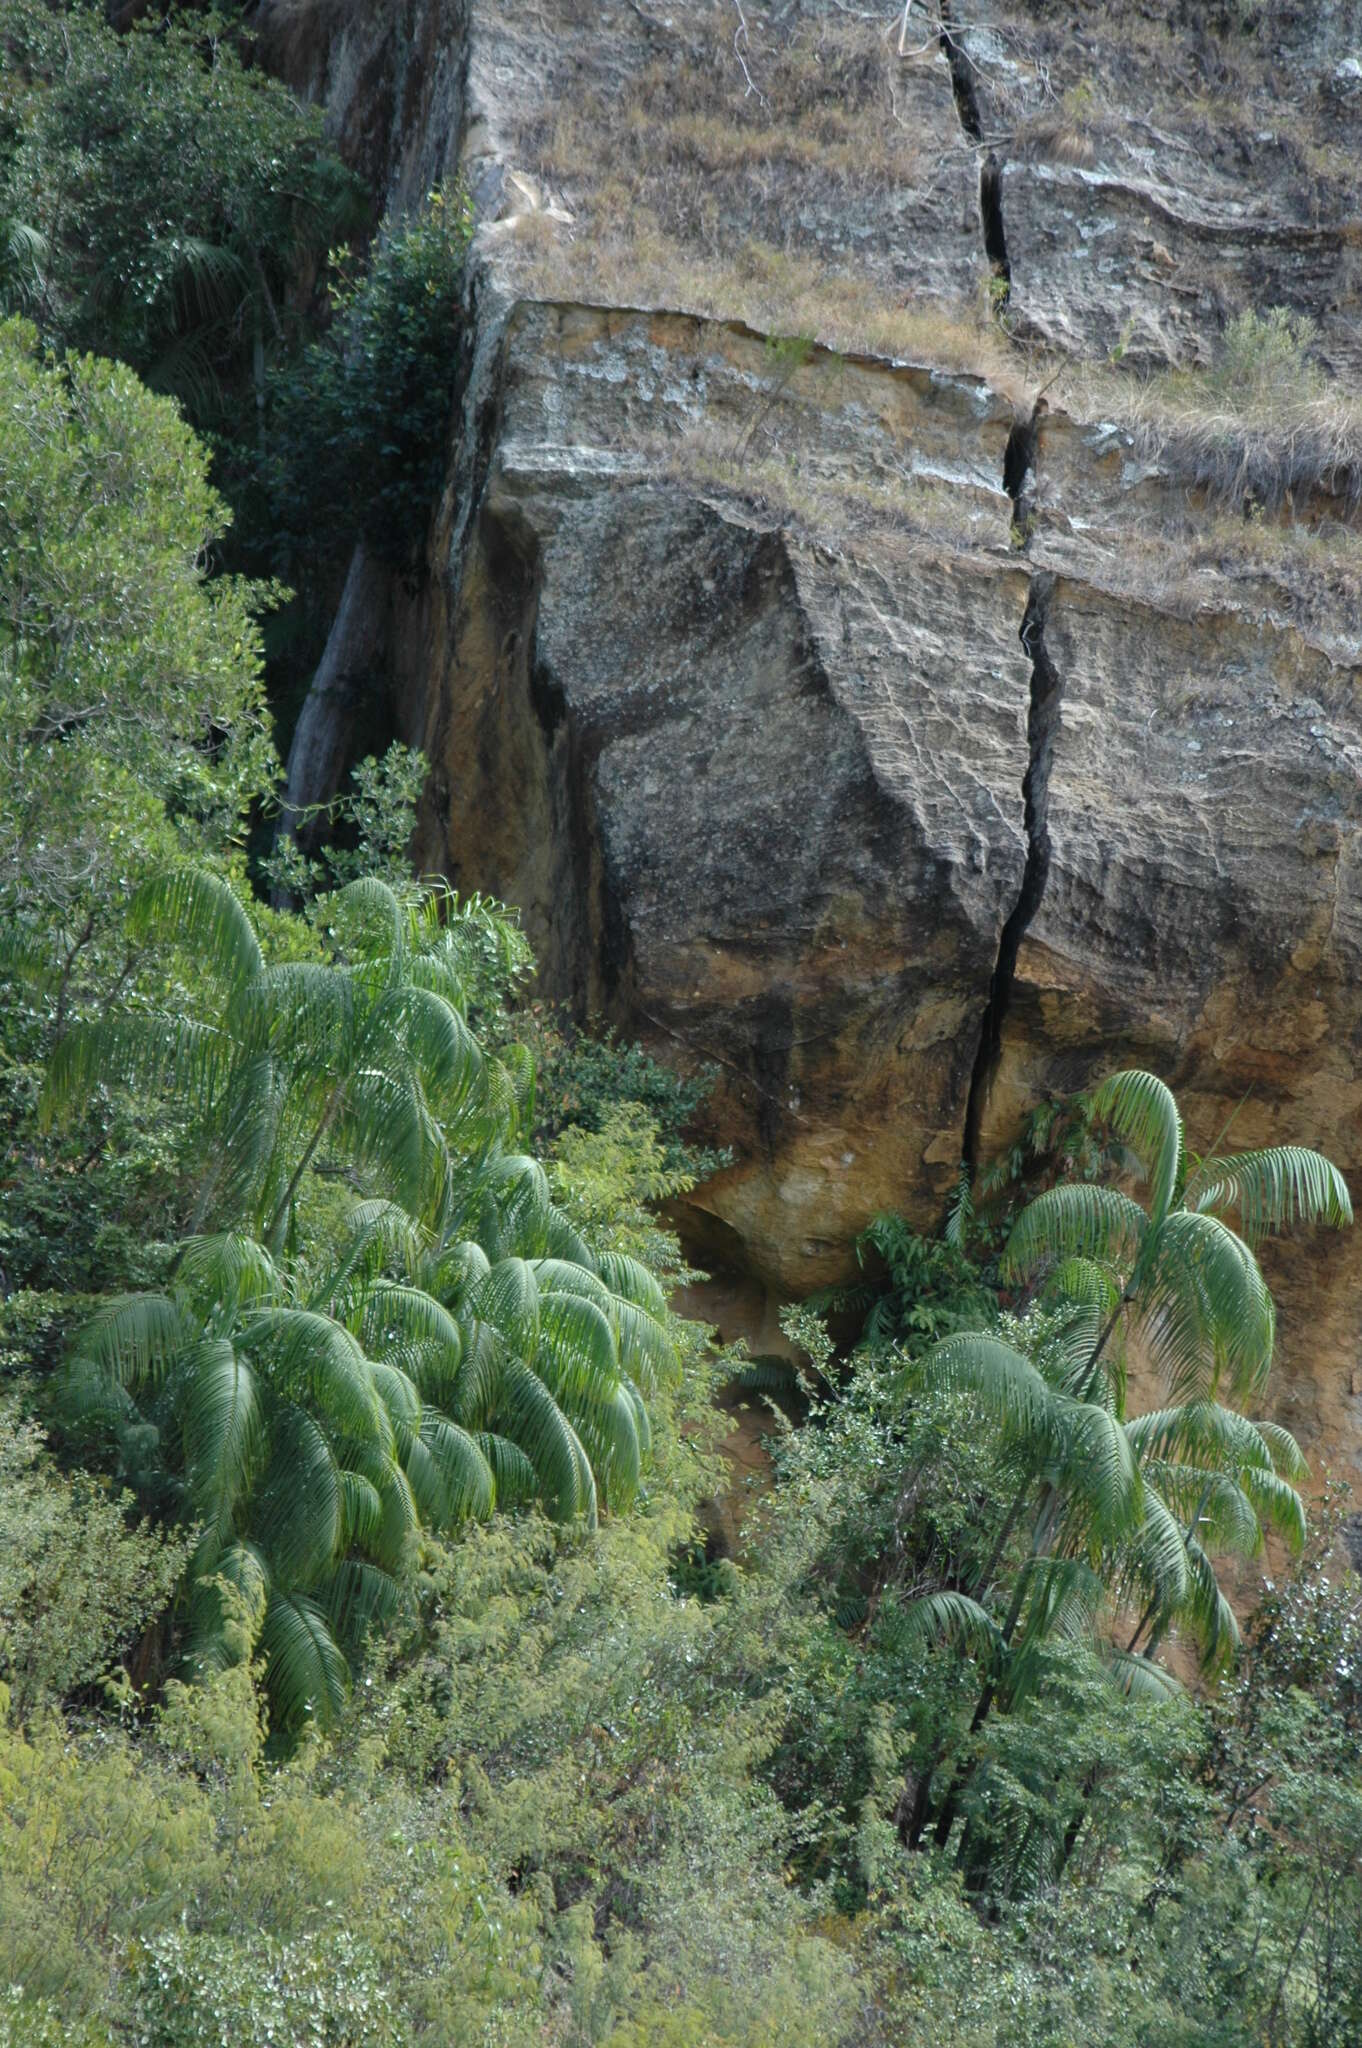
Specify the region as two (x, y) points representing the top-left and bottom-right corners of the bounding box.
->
(447, 1319), (504, 1429)
(322, 1559), (402, 1647)
(542, 1207), (597, 1268)
(1107, 1649), (1183, 1701)
(495, 1359), (592, 1520)
(595, 1250), (668, 1318)
(1002, 1184), (1147, 1285)
(573, 1383), (644, 1510)
(536, 1291), (621, 1405)
(1238, 1464), (1307, 1553)
(371, 1360), (423, 1433)
(233, 962), (356, 1064)
(41, 1012), (229, 1128)
(255, 1408), (344, 1582)
(1182, 1539), (1241, 1670)
(330, 875), (406, 962)
(383, 982), (483, 1110)
(356, 1282), (463, 1378)
(531, 1259), (615, 1310)
(471, 1257), (540, 1358)
(432, 1238), (491, 1304)
(889, 1590), (1002, 1661)
(915, 1332), (1054, 1440)
(239, 1308), (388, 1444)
(1122, 1486), (1191, 1610)
(174, 1234), (280, 1314)
(129, 869), (264, 994)
(339, 1469), (384, 1549)
(611, 1297), (678, 1392)
(159, 233), (247, 320)
(1053, 1397), (1140, 1541)
(178, 1338), (260, 1533)
(1141, 1210), (1275, 1402)
(477, 1432), (538, 1507)
(1126, 1401), (1273, 1474)
(1043, 1256), (1123, 1321)
(336, 1068), (446, 1216)
(1192, 1145), (1352, 1240)
(1255, 1419), (1308, 1480)
(0, 923), (57, 988)
(187, 1540), (269, 1673)
(1090, 1070), (1183, 1222)
(485, 1153), (553, 1257)
(259, 1590), (350, 1732)
(68, 1292), (189, 1390)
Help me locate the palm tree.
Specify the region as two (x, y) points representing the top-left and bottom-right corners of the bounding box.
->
(43, 870), (498, 1251)
(49, 868), (680, 1728)
(898, 1068), (1350, 1852)
(315, 1193), (677, 1525)
(66, 1230), (493, 1733)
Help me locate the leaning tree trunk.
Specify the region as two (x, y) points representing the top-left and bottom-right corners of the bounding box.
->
(274, 539), (392, 885)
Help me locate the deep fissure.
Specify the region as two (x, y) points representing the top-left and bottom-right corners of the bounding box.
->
(961, 573), (1062, 1176)
(937, 2), (1012, 300)
(937, 0), (983, 141)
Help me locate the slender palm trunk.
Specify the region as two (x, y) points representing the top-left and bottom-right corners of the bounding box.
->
(264, 1080), (347, 1252)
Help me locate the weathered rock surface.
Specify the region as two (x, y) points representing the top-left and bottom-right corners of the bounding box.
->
(258, 0), (1362, 1500)
(413, 300), (1033, 1287)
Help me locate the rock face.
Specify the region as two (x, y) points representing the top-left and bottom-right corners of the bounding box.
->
(257, 0), (1362, 1497)
(415, 300), (1033, 1288)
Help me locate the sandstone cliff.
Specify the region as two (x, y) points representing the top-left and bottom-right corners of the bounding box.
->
(255, 0), (1362, 1519)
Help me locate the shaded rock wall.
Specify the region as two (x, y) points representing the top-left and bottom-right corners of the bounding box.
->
(258, 0), (1362, 1497)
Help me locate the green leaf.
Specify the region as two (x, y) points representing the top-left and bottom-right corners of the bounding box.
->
(1002, 1183), (1148, 1285)
(1192, 1144), (1353, 1239)
(1141, 1210), (1275, 1403)
(178, 1337), (260, 1532)
(1090, 1070), (1183, 1222)
(915, 1333), (1054, 1440)
(68, 1292), (188, 1390)
(129, 868), (263, 994)
(470, 1257), (540, 1358)
(889, 1590), (1001, 1661)
(536, 1291), (620, 1405)
(411, 1413), (495, 1525)
(259, 1590), (350, 1732)
(595, 1250), (668, 1318)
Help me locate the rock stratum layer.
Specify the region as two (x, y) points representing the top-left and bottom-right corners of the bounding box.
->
(256, 0), (1362, 1509)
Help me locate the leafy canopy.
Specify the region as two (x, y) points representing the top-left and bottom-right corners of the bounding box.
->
(0, 317), (274, 939)
(48, 870), (680, 1730)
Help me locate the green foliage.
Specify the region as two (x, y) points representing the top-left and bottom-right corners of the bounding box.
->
(0, 318), (274, 935)
(1208, 306), (1323, 409)
(0, 1398), (192, 1723)
(264, 192), (474, 566)
(134, 1929), (406, 2048)
(44, 870), (684, 1730)
(517, 1002), (728, 1180)
(827, 1212), (996, 1354)
(0, 0), (361, 418)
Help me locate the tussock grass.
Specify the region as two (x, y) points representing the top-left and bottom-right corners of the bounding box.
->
(1062, 312), (1362, 517)
(510, 212), (1033, 401)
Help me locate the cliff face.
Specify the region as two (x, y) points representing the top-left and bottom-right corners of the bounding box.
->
(256, 0), (1362, 1507)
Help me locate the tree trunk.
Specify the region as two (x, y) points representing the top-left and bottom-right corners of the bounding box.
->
(274, 540), (392, 888)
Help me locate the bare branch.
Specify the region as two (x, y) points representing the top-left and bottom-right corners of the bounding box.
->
(732, 1), (770, 111)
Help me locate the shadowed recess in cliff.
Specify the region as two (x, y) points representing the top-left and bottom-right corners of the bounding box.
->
(962, 574), (1062, 1177)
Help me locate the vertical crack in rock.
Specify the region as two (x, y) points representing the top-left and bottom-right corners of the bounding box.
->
(938, 0), (1011, 302)
(962, 571), (1062, 1176)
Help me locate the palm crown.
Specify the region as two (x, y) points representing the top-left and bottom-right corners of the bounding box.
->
(45, 870), (679, 1730)
(898, 1068), (1350, 1854)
